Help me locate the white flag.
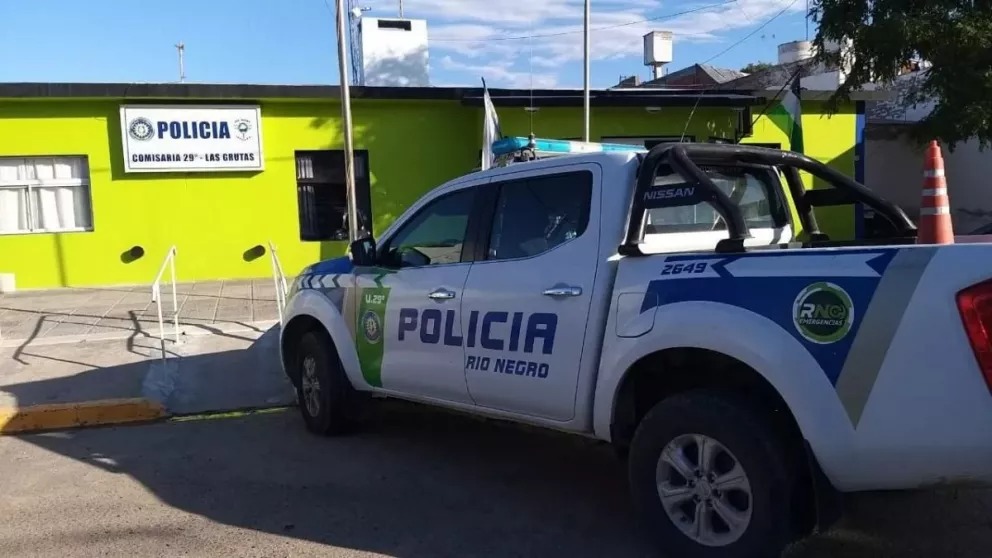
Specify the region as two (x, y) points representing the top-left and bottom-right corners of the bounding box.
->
(481, 78), (501, 170)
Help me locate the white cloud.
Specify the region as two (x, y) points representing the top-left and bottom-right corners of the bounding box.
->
(388, 0), (806, 87)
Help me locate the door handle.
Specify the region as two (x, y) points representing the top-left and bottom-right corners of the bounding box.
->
(428, 288), (456, 301)
(542, 285), (582, 297)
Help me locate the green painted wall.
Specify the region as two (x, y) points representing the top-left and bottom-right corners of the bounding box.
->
(0, 96), (857, 290)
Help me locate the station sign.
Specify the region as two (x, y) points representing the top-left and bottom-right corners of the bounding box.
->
(119, 105), (264, 173)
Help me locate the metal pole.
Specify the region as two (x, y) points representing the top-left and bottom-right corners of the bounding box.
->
(583, 0), (590, 142)
(335, 0), (361, 242)
(175, 42), (185, 83)
(399, 0), (404, 17)
(169, 248), (179, 344)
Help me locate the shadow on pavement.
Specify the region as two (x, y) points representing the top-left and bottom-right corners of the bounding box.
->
(1, 325), (293, 412)
(4, 401), (991, 557)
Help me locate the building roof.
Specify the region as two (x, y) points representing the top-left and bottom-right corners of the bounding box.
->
(0, 82), (761, 109)
(700, 64), (749, 84)
(632, 64), (746, 88)
(864, 69), (935, 125)
(715, 60), (812, 91)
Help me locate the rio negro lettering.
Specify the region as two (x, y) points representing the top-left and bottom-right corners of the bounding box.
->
(397, 308), (558, 379)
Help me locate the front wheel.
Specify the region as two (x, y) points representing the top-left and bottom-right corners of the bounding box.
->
(628, 390), (796, 558)
(294, 330), (369, 436)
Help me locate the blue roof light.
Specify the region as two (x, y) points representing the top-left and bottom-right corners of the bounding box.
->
(491, 136), (647, 157)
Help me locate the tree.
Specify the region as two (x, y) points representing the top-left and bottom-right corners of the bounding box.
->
(810, 0), (992, 150)
(740, 62), (774, 74)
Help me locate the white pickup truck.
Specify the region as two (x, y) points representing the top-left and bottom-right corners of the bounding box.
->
(279, 137), (992, 558)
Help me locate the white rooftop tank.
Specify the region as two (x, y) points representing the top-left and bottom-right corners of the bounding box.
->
(357, 17), (429, 87)
(643, 31), (673, 80)
(778, 40), (813, 64)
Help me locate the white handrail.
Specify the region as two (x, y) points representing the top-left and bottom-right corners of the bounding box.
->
(268, 241), (289, 326)
(151, 246), (179, 362)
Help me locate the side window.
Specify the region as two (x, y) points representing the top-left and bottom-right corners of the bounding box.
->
(380, 188), (475, 268)
(644, 165), (781, 235)
(488, 171), (592, 261)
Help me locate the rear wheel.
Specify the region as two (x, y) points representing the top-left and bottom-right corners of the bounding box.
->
(628, 390), (796, 558)
(294, 331), (368, 436)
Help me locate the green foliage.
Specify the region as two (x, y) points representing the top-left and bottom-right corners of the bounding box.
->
(741, 62), (775, 74)
(810, 0), (992, 150)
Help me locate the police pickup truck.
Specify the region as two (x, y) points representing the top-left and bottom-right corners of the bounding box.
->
(279, 137), (992, 558)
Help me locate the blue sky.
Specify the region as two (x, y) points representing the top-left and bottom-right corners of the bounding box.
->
(0, 0), (811, 89)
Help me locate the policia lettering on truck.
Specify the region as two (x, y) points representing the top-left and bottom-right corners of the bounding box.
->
(398, 308), (559, 380)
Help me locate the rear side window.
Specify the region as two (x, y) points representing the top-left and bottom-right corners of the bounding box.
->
(644, 165), (783, 235)
(487, 171), (592, 261)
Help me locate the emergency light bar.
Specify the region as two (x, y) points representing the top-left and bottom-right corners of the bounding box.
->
(491, 136), (647, 157)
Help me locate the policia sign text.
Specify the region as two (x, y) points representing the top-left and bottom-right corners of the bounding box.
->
(119, 105), (264, 173)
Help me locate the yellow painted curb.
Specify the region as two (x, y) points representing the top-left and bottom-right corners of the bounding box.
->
(0, 398), (168, 434)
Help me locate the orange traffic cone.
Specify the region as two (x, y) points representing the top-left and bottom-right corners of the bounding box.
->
(917, 140), (954, 245)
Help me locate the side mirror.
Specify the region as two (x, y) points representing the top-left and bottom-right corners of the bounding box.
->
(349, 237), (377, 267)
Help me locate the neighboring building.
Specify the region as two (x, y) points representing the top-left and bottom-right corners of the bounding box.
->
(865, 67), (992, 234)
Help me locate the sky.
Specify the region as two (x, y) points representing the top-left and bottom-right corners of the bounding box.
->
(0, 0), (812, 89)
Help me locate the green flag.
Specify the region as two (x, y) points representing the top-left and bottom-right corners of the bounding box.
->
(769, 72), (804, 153)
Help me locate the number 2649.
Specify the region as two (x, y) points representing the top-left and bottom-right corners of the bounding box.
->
(661, 262), (707, 275)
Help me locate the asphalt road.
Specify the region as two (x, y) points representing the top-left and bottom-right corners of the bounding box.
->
(0, 402), (989, 558)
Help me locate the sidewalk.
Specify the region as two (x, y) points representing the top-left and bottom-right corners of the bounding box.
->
(0, 279), (281, 347)
(0, 280), (294, 433)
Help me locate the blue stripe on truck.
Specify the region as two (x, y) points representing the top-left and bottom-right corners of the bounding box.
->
(640, 249), (900, 385)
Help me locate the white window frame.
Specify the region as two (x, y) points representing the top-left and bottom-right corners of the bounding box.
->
(0, 156), (94, 235)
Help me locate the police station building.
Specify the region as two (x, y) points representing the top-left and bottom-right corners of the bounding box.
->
(0, 81), (866, 290)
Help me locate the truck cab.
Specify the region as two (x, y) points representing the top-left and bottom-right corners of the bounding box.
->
(279, 138), (992, 558)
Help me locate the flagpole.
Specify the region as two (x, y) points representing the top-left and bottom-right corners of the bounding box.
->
(582, 0), (591, 142)
(334, 0), (360, 242)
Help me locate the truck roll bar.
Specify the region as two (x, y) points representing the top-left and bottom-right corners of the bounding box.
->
(621, 142), (918, 255)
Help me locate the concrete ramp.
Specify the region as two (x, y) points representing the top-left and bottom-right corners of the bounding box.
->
(144, 324), (296, 415)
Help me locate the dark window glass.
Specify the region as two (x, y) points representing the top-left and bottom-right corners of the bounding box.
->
(487, 171), (592, 261)
(381, 188), (475, 268)
(296, 150), (371, 241)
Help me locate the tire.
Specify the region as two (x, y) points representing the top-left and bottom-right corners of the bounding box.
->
(294, 330), (369, 436)
(628, 390), (796, 558)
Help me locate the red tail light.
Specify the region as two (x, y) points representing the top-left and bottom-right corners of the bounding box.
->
(956, 278), (992, 395)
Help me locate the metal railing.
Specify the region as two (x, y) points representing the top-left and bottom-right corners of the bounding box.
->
(151, 246), (180, 361)
(268, 241), (289, 326)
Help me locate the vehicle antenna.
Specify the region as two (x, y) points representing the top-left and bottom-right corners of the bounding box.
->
(528, 29), (535, 136)
(679, 95), (702, 143)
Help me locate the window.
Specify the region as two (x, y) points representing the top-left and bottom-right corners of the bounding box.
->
(296, 150), (371, 241)
(487, 171), (592, 261)
(380, 188), (475, 268)
(644, 165), (782, 235)
(0, 156), (93, 234)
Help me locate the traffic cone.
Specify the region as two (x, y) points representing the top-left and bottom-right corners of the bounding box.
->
(917, 140), (954, 244)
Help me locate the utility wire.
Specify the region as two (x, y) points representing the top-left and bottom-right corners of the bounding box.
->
(431, 0), (738, 42)
(700, 0), (802, 64)
(747, 63), (805, 129)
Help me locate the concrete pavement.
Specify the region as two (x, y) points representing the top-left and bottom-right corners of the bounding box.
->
(0, 280), (281, 347)
(0, 402), (989, 558)
(0, 280), (293, 432)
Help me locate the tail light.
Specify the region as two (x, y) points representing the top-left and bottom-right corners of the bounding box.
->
(956, 278), (992, 395)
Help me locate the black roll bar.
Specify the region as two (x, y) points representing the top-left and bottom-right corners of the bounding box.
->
(621, 142), (917, 255)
